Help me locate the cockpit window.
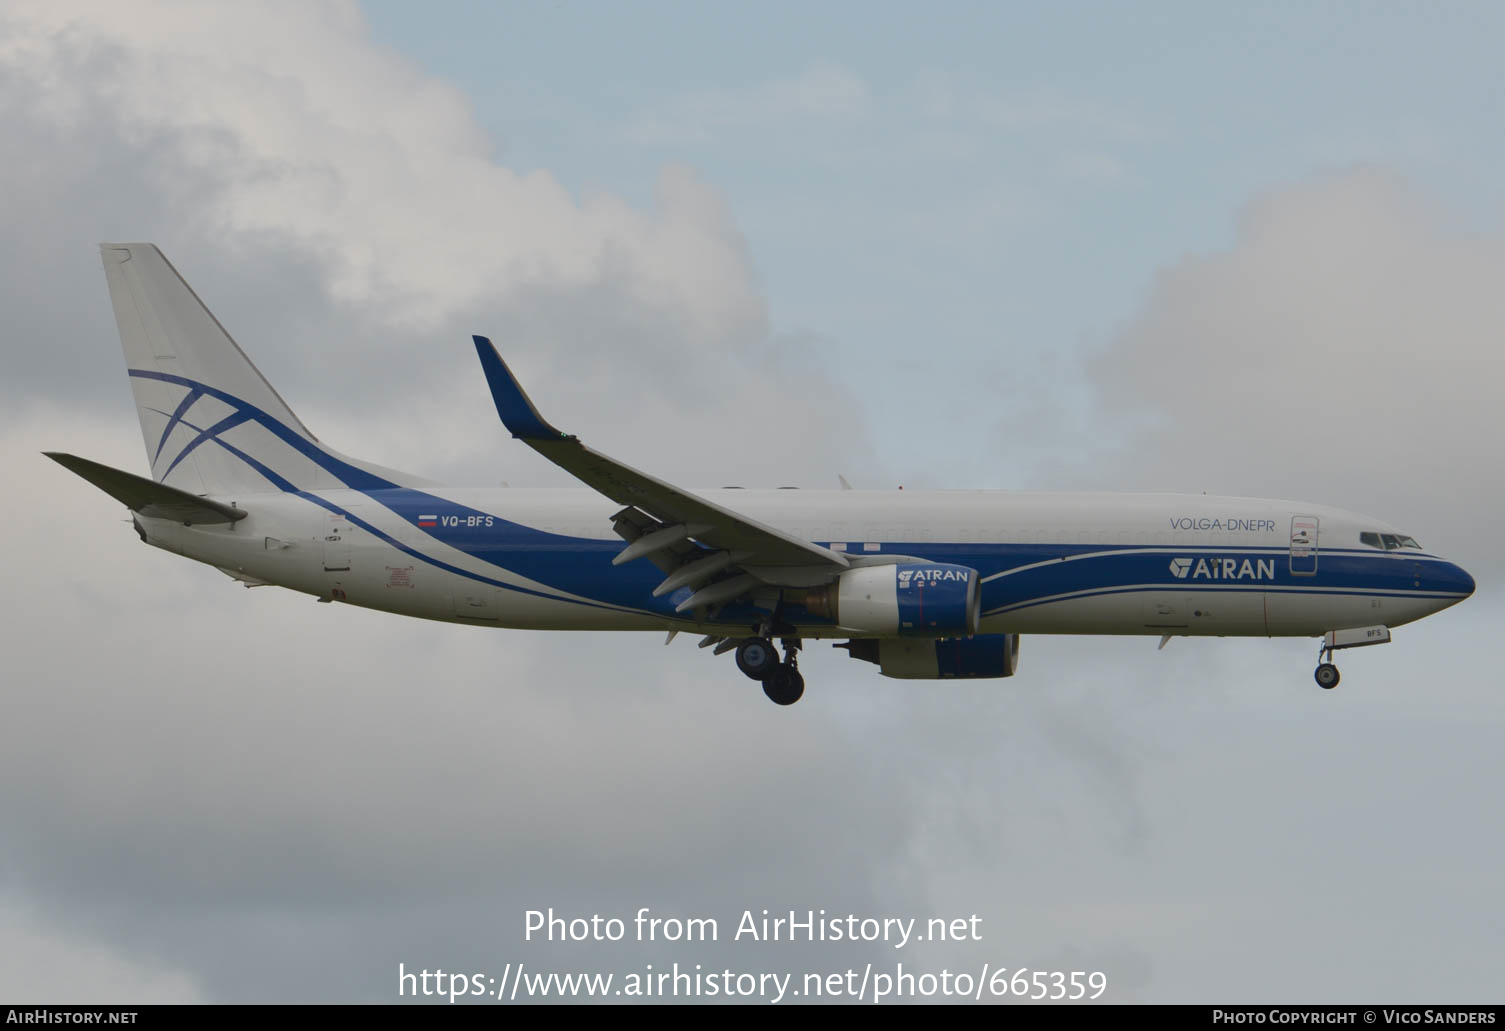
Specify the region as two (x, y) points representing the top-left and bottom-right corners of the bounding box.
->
(1362, 531), (1423, 550)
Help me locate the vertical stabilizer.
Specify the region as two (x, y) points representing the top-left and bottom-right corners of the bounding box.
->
(99, 243), (424, 495)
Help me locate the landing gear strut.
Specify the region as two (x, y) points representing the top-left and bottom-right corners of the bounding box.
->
(1314, 639), (1340, 689)
(761, 638), (805, 706)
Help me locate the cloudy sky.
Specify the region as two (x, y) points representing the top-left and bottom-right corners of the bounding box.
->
(2, 0), (1502, 1004)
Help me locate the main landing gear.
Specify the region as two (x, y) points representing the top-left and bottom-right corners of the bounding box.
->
(734, 638), (780, 680)
(735, 635), (804, 705)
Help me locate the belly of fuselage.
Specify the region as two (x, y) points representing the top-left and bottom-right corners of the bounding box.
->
(979, 585), (1433, 637)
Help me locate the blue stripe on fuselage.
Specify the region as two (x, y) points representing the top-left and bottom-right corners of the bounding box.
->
(133, 370), (651, 615)
(127, 370), (1465, 628)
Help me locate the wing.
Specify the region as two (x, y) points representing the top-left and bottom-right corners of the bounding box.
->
(472, 337), (849, 613)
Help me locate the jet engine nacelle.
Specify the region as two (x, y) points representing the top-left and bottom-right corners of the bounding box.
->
(840, 634), (1021, 679)
(805, 562), (980, 637)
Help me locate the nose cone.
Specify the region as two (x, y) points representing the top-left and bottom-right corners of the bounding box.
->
(1433, 561), (1475, 601)
(1455, 563), (1476, 598)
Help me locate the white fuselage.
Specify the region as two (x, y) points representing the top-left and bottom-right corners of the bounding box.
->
(135, 487), (1474, 640)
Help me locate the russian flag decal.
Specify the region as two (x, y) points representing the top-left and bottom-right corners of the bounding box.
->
(417, 514), (437, 527)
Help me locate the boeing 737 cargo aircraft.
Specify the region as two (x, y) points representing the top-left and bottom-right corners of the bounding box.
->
(48, 244), (1475, 704)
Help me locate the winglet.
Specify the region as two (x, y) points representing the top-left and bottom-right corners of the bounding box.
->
(472, 336), (571, 441)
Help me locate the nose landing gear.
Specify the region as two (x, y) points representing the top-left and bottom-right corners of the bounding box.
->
(1311, 625), (1392, 691)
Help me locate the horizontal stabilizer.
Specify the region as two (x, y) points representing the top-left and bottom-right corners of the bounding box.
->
(45, 452), (246, 525)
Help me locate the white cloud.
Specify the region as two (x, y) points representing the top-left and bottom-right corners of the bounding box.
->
(0, 1), (886, 494)
(2, 0), (759, 340)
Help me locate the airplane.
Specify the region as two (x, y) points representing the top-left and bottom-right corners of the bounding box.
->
(47, 243), (1475, 705)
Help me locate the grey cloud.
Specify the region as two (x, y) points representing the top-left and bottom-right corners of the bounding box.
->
(0, 899), (205, 1003)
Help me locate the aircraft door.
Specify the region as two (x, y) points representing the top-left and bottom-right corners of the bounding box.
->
(1289, 515), (1318, 576)
(323, 510), (351, 572)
